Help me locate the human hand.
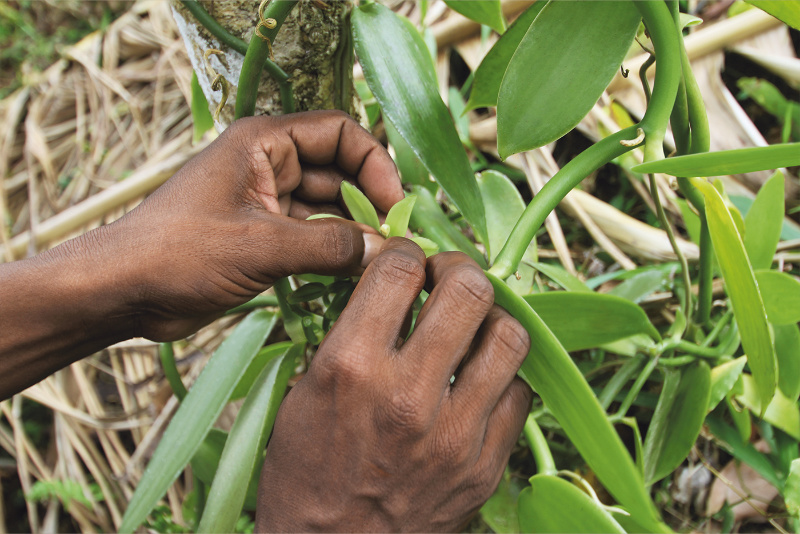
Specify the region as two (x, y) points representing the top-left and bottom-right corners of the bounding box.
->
(255, 239), (533, 532)
(98, 110), (405, 340)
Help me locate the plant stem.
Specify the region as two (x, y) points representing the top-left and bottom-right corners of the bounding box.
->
(612, 354), (660, 420)
(488, 126), (637, 280)
(598, 355), (645, 411)
(649, 173), (692, 333)
(234, 0), (299, 119)
(159, 342), (188, 402)
(636, 1), (682, 163)
(524, 414), (557, 476)
(181, 0), (293, 105)
(273, 277), (306, 344)
(225, 294), (280, 315)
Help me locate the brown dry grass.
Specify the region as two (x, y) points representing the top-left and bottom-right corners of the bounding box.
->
(0, 1), (799, 532)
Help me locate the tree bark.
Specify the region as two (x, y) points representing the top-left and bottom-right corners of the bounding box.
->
(171, 0), (355, 128)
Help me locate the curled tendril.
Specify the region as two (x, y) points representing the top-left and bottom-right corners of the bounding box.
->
(203, 49), (229, 121)
(255, 0), (278, 59)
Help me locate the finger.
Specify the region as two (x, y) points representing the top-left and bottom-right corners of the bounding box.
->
(245, 214), (384, 278)
(401, 252), (494, 389)
(325, 238), (426, 353)
(293, 165), (349, 203)
(287, 199), (346, 220)
(477, 378), (532, 477)
(451, 306), (531, 422)
(277, 111), (404, 212)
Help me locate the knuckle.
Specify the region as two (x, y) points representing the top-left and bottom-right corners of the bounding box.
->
(371, 249), (426, 287)
(380, 390), (428, 435)
(443, 266), (494, 308)
(312, 344), (372, 388)
(491, 316), (531, 360)
(433, 421), (474, 466)
(320, 221), (357, 270)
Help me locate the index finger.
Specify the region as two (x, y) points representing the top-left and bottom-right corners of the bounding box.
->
(280, 110), (405, 213)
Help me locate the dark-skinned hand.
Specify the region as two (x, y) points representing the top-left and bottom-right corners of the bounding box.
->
(256, 239), (533, 532)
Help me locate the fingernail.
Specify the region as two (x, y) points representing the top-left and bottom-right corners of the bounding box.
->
(361, 233), (384, 268)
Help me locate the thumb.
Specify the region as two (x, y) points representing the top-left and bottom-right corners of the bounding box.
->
(250, 215), (385, 279)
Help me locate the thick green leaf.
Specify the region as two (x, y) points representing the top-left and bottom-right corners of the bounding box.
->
(190, 429), (228, 486)
(466, 2), (546, 111)
(674, 198), (701, 245)
(746, 0), (800, 30)
(385, 195), (417, 238)
(199, 345), (299, 533)
(643, 362), (711, 485)
(409, 236), (439, 257)
(340, 181), (380, 231)
(488, 275), (665, 532)
(786, 459), (800, 517)
(478, 170), (535, 293)
(444, 0), (506, 34)
(496, 1), (640, 157)
(119, 310), (277, 533)
(518, 475), (625, 533)
(755, 270), (800, 325)
(191, 72), (214, 144)
(727, 394), (753, 444)
(230, 342), (293, 401)
(737, 373), (800, 440)
(775, 324), (800, 401)
(480, 471), (521, 533)
(633, 143), (800, 177)
(708, 356), (748, 412)
(528, 261), (592, 293)
(408, 185), (487, 267)
(693, 178), (776, 411)
(745, 172), (784, 270)
(385, 119), (432, 189)
(353, 3), (487, 243)
(523, 292), (660, 351)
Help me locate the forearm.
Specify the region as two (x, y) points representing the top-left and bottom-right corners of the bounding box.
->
(0, 226), (137, 399)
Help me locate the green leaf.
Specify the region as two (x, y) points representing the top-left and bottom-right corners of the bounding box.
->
(119, 310), (277, 533)
(693, 178), (776, 411)
(745, 0), (800, 30)
(480, 471), (521, 533)
(786, 459), (800, 517)
(608, 269), (672, 303)
(674, 197), (701, 245)
(198, 345), (299, 533)
(444, 0), (506, 34)
(478, 170), (535, 293)
(230, 342), (293, 401)
(523, 292), (660, 351)
(643, 362), (711, 485)
(706, 413), (782, 489)
(745, 171), (784, 270)
(340, 181), (380, 231)
(518, 475), (625, 533)
(737, 373), (800, 440)
(353, 3), (488, 243)
(496, 1), (640, 157)
(775, 324), (800, 401)
(708, 356), (748, 412)
(409, 236), (439, 257)
(385, 195), (417, 238)
(408, 185), (487, 268)
(488, 275), (665, 532)
(191, 72), (214, 144)
(385, 119), (431, 189)
(755, 270), (800, 325)
(448, 87), (471, 145)
(466, 2), (547, 111)
(190, 429), (228, 487)
(528, 262), (592, 293)
(633, 143), (800, 177)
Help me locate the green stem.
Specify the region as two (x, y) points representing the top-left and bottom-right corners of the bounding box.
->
(234, 0), (299, 119)
(612, 354), (660, 420)
(702, 310), (733, 347)
(159, 342), (188, 401)
(272, 277), (307, 344)
(225, 294), (280, 315)
(524, 415), (557, 476)
(598, 355), (645, 411)
(488, 126), (638, 280)
(649, 173), (692, 333)
(180, 0), (292, 96)
(667, 0), (690, 155)
(636, 1), (682, 163)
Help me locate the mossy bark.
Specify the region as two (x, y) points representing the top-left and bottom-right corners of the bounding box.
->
(172, 0), (355, 128)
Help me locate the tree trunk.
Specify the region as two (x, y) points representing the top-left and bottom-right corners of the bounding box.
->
(171, 0), (355, 128)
